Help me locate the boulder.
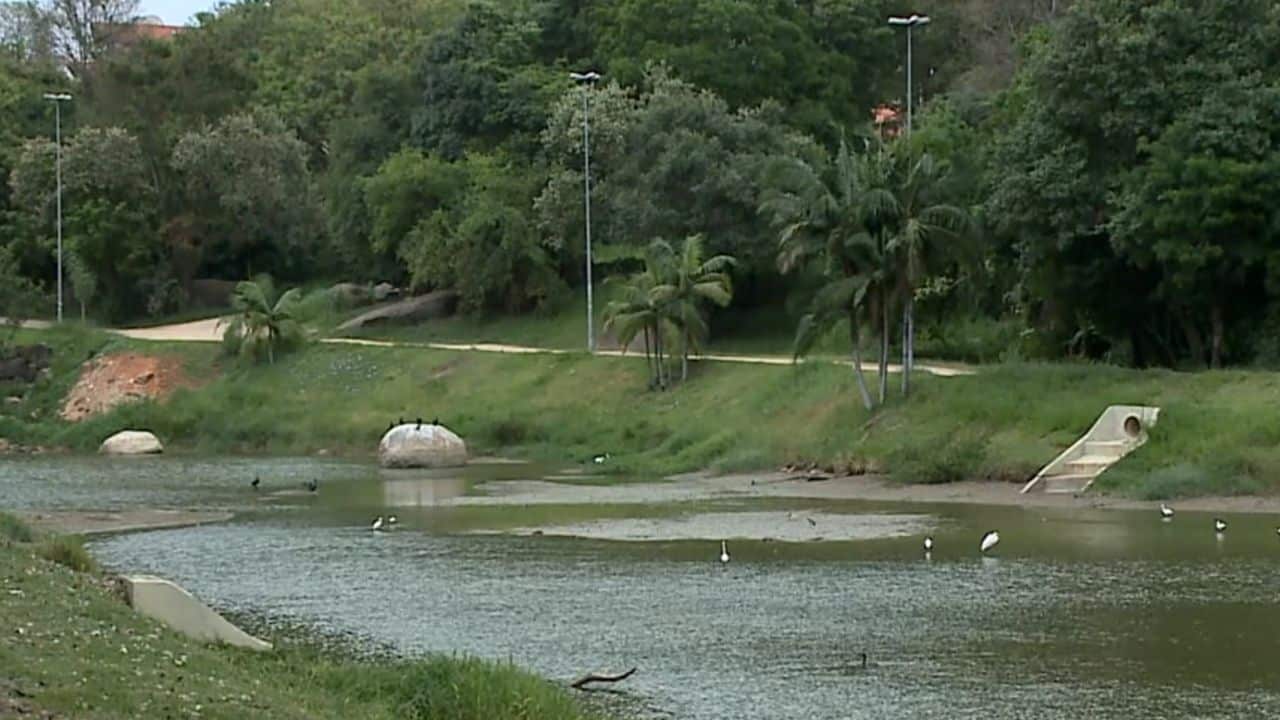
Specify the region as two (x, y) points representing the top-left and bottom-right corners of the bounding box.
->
(329, 282), (372, 307)
(379, 423), (467, 468)
(373, 282), (401, 301)
(100, 430), (164, 456)
(337, 290), (459, 332)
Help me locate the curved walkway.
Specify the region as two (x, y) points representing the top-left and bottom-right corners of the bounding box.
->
(105, 317), (973, 377)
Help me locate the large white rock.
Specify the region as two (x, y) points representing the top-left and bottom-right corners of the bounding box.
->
(379, 423), (467, 468)
(99, 430), (163, 455)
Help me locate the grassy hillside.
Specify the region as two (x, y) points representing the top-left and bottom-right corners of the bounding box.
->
(4, 326), (1280, 499)
(0, 514), (607, 720)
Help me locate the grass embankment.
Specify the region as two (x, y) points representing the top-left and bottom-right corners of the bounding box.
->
(6, 326), (1280, 499)
(0, 513), (606, 720)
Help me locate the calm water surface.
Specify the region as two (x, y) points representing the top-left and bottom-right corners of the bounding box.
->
(5, 456), (1280, 719)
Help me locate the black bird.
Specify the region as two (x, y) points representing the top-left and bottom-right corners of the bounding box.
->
(305, 478), (318, 493)
(416, 418), (422, 429)
(807, 517), (817, 528)
(250, 476), (260, 490)
(398, 417), (404, 425)
(858, 652), (868, 670)
(432, 417), (439, 426)
(386, 421), (394, 433)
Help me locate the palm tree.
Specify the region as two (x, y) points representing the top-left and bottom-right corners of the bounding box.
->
(761, 138), (892, 410)
(221, 277), (305, 364)
(872, 147), (968, 396)
(603, 241), (675, 389)
(652, 235), (737, 381)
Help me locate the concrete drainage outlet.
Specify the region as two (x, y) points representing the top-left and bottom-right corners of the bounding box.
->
(1123, 415), (1142, 438)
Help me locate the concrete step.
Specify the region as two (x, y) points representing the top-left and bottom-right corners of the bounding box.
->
(1036, 473), (1094, 494)
(1083, 440), (1131, 458)
(1064, 455), (1115, 469)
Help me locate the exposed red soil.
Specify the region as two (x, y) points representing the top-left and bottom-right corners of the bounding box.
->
(60, 353), (201, 422)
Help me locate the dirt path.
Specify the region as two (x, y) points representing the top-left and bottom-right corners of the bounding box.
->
(107, 318), (974, 377)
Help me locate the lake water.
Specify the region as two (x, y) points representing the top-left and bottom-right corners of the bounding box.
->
(5, 455), (1280, 719)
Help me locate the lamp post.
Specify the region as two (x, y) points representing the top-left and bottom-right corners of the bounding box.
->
(569, 70), (601, 353)
(43, 92), (72, 323)
(887, 14), (930, 134)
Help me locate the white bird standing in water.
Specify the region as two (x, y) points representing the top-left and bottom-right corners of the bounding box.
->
(371, 516), (384, 532)
(1160, 503), (1174, 519)
(719, 541), (730, 564)
(1214, 518), (1227, 534)
(388, 516), (398, 526)
(923, 536), (934, 552)
(980, 530), (1000, 553)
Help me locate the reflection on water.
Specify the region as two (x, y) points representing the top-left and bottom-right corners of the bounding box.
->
(381, 475), (467, 507)
(6, 456), (1280, 719)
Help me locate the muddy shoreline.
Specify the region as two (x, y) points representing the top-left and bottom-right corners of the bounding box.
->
(17, 509), (234, 536)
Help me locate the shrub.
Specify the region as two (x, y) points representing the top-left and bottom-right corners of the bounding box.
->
(0, 513), (33, 543)
(889, 432), (989, 485)
(39, 535), (98, 573)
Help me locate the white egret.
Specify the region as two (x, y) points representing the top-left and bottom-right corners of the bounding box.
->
(923, 536), (934, 552)
(1160, 503), (1174, 519)
(371, 516), (384, 532)
(980, 530), (1000, 553)
(1214, 518), (1227, 533)
(719, 541), (730, 564)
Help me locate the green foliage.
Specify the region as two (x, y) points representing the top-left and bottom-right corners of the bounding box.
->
(395, 153), (564, 313)
(171, 111), (323, 280)
(38, 535), (97, 573)
(888, 431), (989, 485)
(0, 512), (34, 543)
(222, 277), (307, 364)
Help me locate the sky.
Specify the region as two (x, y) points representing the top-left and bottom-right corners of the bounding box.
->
(139, 0), (215, 26)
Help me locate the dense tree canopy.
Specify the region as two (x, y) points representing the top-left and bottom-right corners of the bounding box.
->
(1, 0), (1277, 370)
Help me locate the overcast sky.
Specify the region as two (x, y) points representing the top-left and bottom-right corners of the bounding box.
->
(140, 0), (215, 25)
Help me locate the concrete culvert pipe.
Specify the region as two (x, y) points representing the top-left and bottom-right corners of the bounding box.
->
(1123, 415), (1142, 438)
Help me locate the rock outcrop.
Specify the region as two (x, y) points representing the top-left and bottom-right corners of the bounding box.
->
(379, 423), (467, 468)
(0, 344), (51, 383)
(336, 290), (459, 331)
(100, 430), (164, 455)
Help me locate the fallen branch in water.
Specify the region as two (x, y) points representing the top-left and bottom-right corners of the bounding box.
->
(570, 667), (637, 690)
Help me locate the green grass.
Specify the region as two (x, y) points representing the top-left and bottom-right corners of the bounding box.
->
(37, 534), (99, 573)
(0, 512), (34, 543)
(9, 326), (1280, 499)
(0, 517), (607, 720)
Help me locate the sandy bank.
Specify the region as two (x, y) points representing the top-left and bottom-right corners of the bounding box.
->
(17, 509), (234, 536)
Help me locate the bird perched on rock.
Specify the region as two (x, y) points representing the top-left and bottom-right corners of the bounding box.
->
(432, 418), (439, 426)
(416, 418), (422, 429)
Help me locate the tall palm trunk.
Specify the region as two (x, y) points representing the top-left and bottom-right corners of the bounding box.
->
(849, 308), (874, 411)
(901, 298), (914, 396)
(653, 321), (666, 390)
(643, 325), (655, 388)
(878, 292), (890, 404)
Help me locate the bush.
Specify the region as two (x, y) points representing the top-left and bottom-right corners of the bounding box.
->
(0, 513), (33, 543)
(888, 432), (989, 485)
(1124, 463), (1267, 501)
(39, 536), (98, 573)
(322, 655), (602, 720)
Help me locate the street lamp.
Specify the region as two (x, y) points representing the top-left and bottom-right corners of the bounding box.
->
(569, 71), (601, 353)
(43, 92), (72, 323)
(887, 14), (930, 134)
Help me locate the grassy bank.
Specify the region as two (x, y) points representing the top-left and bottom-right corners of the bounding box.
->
(5, 326), (1280, 499)
(0, 513), (607, 720)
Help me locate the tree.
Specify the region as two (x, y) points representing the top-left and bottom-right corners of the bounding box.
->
(0, 1), (55, 63)
(171, 111), (324, 281)
(652, 235), (736, 381)
(603, 240), (676, 390)
(761, 138), (893, 410)
(874, 144), (968, 395)
(46, 0), (139, 69)
(221, 277), (305, 364)
(0, 244), (39, 347)
(394, 153), (563, 313)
